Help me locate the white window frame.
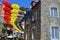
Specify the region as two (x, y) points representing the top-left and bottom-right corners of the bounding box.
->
(50, 26), (59, 40)
(52, 27), (58, 38)
(50, 7), (57, 17)
(50, 6), (59, 18)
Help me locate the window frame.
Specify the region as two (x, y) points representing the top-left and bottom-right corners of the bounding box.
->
(50, 26), (59, 39)
(50, 6), (59, 18)
(50, 7), (57, 17)
(32, 12), (37, 21)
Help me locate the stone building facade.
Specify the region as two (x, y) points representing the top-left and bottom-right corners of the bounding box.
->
(24, 0), (60, 40)
(41, 0), (60, 40)
(24, 1), (41, 40)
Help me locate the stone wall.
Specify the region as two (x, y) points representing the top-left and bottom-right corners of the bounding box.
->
(24, 1), (41, 40)
(41, 0), (60, 40)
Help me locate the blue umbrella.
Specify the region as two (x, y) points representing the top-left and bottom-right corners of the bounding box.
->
(19, 10), (33, 30)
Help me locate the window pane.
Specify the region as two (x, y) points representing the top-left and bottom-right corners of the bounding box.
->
(51, 7), (57, 17)
(52, 27), (54, 38)
(52, 27), (58, 39)
(26, 20), (29, 25)
(32, 16), (35, 21)
(34, 13), (37, 20)
(54, 8), (57, 17)
(55, 27), (58, 38)
(51, 8), (54, 17)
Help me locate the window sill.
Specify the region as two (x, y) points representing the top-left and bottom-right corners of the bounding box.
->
(49, 16), (59, 19)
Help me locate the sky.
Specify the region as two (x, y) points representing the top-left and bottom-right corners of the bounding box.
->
(0, 0), (38, 8)
(0, 0), (2, 4)
(7, 0), (32, 8)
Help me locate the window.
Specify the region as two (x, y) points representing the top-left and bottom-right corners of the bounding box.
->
(32, 12), (37, 21)
(26, 19), (30, 25)
(32, 16), (35, 21)
(32, 30), (34, 40)
(51, 7), (57, 17)
(32, 32), (34, 40)
(52, 27), (59, 38)
(34, 12), (37, 20)
(26, 33), (27, 40)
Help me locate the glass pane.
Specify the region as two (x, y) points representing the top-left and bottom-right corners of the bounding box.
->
(51, 7), (57, 17)
(52, 27), (54, 38)
(51, 8), (54, 17)
(55, 27), (58, 38)
(34, 13), (37, 20)
(32, 16), (35, 21)
(54, 8), (57, 17)
(26, 20), (29, 25)
(52, 27), (58, 39)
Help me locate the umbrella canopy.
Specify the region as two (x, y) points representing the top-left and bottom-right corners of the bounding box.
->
(11, 9), (19, 13)
(3, 7), (11, 13)
(4, 12), (10, 24)
(11, 4), (20, 9)
(2, 1), (11, 7)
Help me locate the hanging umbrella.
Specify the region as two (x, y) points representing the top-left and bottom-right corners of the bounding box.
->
(3, 7), (11, 13)
(11, 4), (20, 9)
(11, 9), (19, 13)
(2, 1), (11, 7)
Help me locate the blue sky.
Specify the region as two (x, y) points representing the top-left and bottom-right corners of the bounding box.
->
(0, 0), (2, 4)
(0, 0), (38, 8)
(8, 0), (32, 8)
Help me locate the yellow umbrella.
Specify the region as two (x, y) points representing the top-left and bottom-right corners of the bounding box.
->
(11, 23), (23, 33)
(10, 16), (17, 22)
(10, 18), (16, 23)
(11, 14), (17, 16)
(10, 13), (17, 19)
(11, 9), (19, 13)
(10, 18), (23, 33)
(10, 4), (23, 33)
(11, 4), (20, 9)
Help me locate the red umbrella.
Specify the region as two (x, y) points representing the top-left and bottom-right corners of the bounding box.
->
(4, 12), (10, 16)
(2, 1), (11, 7)
(4, 16), (10, 24)
(3, 7), (11, 13)
(4, 16), (10, 19)
(4, 12), (10, 24)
